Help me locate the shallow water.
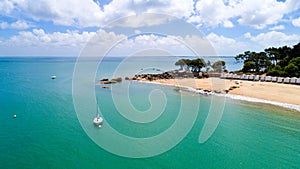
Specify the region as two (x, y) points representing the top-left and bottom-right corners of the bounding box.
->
(0, 57), (299, 168)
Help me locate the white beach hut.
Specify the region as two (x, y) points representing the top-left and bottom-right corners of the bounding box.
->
(249, 74), (254, 80)
(265, 76), (272, 82)
(290, 77), (297, 84)
(220, 74), (225, 79)
(271, 76), (277, 82)
(283, 77), (290, 84)
(228, 73), (233, 79)
(296, 78), (300, 85)
(240, 74), (244, 79)
(260, 76), (266, 81)
(277, 77), (283, 83)
(244, 75), (249, 80)
(254, 75), (260, 81)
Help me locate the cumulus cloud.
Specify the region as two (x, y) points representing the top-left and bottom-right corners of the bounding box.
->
(0, 20), (32, 29)
(108, 33), (215, 56)
(0, 28), (217, 56)
(190, 0), (300, 29)
(206, 33), (249, 55)
(1, 0), (194, 28)
(7, 29), (96, 47)
(269, 25), (285, 31)
(10, 0), (104, 27)
(292, 17), (300, 27)
(109, 34), (184, 56)
(1, 0), (299, 29)
(244, 31), (300, 48)
(107, 13), (174, 28)
(0, 29), (97, 55)
(188, 0), (236, 28)
(0, 0), (14, 15)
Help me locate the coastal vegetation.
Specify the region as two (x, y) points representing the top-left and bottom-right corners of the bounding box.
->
(235, 42), (300, 77)
(175, 58), (227, 73)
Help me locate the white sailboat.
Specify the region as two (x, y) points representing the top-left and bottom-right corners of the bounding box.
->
(93, 115), (103, 128)
(93, 98), (103, 128)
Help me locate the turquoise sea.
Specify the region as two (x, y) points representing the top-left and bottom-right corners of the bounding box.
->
(0, 57), (299, 169)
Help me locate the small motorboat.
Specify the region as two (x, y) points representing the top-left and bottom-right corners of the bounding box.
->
(51, 75), (56, 79)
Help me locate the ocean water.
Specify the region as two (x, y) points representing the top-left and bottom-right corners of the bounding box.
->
(0, 57), (299, 169)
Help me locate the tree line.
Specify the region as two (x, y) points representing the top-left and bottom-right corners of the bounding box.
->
(235, 42), (300, 77)
(175, 58), (226, 73)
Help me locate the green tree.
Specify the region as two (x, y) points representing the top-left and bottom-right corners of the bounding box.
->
(284, 63), (299, 77)
(189, 58), (205, 72)
(235, 51), (271, 73)
(175, 58), (206, 72)
(205, 60), (211, 72)
(266, 65), (285, 77)
(212, 60), (226, 72)
(278, 45), (292, 67)
(242, 61), (255, 72)
(175, 59), (186, 70)
(290, 57), (300, 69)
(290, 43), (300, 59)
(265, 47), (280, 65)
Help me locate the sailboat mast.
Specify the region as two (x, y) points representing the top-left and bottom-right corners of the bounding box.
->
(96, 96), (99, 117)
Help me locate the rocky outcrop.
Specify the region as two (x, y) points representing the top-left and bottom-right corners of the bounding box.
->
(127, 72), (174, 81)
(126, 70), (210, 81)
(111, 77), (122, 82)
(99, 77), (122, 84)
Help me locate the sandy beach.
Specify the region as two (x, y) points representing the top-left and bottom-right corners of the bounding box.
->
(146, 78), (300, 106)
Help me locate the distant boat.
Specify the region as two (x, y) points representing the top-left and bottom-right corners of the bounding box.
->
(51, 75), (56, 79)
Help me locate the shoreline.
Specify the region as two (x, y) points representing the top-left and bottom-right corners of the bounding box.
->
(136, 78), (300, 112)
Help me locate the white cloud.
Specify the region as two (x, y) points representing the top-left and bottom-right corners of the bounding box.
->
(2, 0), (299, 29)
(0, 29), (217, 56)
(3, 28), (298, 56)
(0, 22), (9, 29)
(0, 0), (14, 15)
(134, 30), (141, 34)
(292, 17), (300, 27)
(107, 13), (174, 28)
(223, 20), (234, 28)
(103, 0), (194, 20)
(189, 0), (236, 28)
(0, 20), (32, 29)
(13, 0), (104, 27)
(285, 0), (300, 12)
(1, 0), (194, 28)
(0, 29), (98, 55)
(244, 32), (252, 39)
(236, 0), (287, 29)
(109, 34), (196, 56)
(244, 31), (300, 48)
(269, 25), (285, 30)
(190, 0), (300, 29)
(206, 33), (249, 55)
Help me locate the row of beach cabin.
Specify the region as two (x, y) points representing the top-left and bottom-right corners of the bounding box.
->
(220, 73), (300, 84)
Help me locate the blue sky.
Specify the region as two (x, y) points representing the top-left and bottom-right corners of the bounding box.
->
(0, 0), (300, 56)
